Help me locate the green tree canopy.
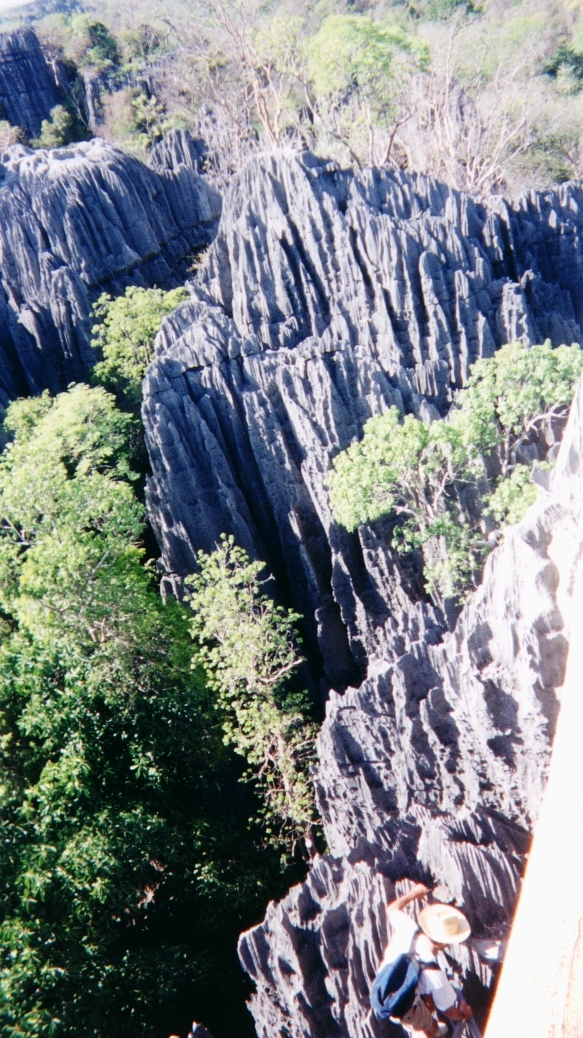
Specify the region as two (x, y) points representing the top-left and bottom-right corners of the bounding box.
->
(0, 385), (290, 1038)
(187, 536), (318, 848)
(328, 341), (583, 604)
(91, 286), (188, 412)
(307, 15), (428, 102)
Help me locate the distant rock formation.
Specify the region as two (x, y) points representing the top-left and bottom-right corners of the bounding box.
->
(0, 137), (220, 410)
(150, 129), (207, 175)
(0, 29), (60, 137)
(141, 151), (583, 1036)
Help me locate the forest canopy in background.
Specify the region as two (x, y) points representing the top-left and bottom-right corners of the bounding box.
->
(2, 0), (583, 196)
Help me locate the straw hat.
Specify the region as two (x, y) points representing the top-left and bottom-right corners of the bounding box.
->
(419, 903), (471, 945)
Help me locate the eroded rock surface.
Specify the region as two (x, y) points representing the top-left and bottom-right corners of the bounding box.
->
(141, 151), (583, 1037)
(0, 29), (60, 137)
(143, 151), (583, 684)
(0, 137), (220, 410)
(238, 376), (583, 1038)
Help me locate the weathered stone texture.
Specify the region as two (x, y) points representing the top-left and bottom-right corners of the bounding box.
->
(141, 151), (583, 1037)
(143, 151), (583, 682)
(0, 137), (220, 409)
(0, 29), (60, 137)
(238, 378), (583, 1038)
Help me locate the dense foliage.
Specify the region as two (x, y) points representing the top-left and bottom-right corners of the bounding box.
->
(3, 0), (579, 189)
(0, 385), (296, 1038)
(187, 537), (318, 848)
(328, 342), (583, 604)
(91, 286), (188, 413)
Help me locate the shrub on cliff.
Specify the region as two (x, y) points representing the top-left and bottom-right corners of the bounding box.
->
(91, 286), (188, 412)
(30, 102), (89, 150)
(328, 341), (583, 605)
(0, 385), (290, 1038)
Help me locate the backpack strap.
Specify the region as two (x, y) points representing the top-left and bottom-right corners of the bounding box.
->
(409, 930), (443, 983)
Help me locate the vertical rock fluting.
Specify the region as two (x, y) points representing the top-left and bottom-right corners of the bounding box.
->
(0, 138), (221, 410)
(0, 29), (60, 137)
(238, 377), (583, 1038)
(143, 151), (583, 684)
(141, 152), (583, 1036)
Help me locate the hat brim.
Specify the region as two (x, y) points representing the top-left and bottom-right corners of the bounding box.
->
(419, 906), (471, 945)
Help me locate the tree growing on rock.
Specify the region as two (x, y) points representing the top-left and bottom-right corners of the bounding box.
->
(91, 285), (188, 412)
(328, 341), (583, 606)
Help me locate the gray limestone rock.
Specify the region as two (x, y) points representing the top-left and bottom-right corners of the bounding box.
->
(150, 129), (207, 175)
(0, 29), (60, 137)
(0, 137), (221, 405)
(238, 376), (583, 1038)
(143, 150), (583, 684)
(141, 150), (583, 1036)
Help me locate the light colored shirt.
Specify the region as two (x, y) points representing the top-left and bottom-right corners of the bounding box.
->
(381, 910), (457, 1012)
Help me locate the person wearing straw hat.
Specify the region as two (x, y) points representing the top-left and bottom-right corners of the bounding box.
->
(379, 882), (473, 1037)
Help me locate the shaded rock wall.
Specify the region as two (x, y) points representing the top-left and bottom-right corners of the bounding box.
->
(143, 150), (583, 686)
(238, 374), (583, 1038)
(141, 151), (583, 1036)
(0, 137), (220, 410)
(0, 29), (60, 137)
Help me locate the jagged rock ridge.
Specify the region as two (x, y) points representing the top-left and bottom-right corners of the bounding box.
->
(141, 151), (583, 1036)
(239, 382), (583, 1036)
(144, 150), (583, 686)
(0, 136), (220, 411)
(0, 29), (60, 137)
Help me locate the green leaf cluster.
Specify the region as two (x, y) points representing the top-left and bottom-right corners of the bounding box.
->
(328, 341), (583, 604)
(187, 536), (318, 848)
(0, 385), (289, 1037)
(91, 286), (188, 412)
(307, 15), (429, 104)
(66, 15), (120, 71)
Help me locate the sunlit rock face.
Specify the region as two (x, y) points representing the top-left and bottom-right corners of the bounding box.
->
(0, 29), (60, 138)
(141, 150), (583, 1036)
(236, 377), (583, 1038)
(0, 137), (220, 409)
(143, 151), (583, 683)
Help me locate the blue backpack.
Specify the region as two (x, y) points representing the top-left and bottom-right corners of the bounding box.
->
(371, 952), (422, 1020)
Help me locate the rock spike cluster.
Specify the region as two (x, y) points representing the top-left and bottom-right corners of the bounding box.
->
(141, 150), (583, 1035)
(0, 135), (220, 411)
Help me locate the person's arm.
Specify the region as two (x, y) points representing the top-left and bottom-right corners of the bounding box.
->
(387, 882), (431, 916)
(443, 1000), (473, 1022)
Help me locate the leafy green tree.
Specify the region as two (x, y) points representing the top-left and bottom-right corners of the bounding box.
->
(328, 342), (583, 604)
(0, 385), (289, 1038)
(455, 340), (583, 474)
(91, 286), (188, 412)
(31, 105), (76, 149)
(187, 536), (318, 848)
(328, 405), (483, 601)
(307, 14), (428, 165)
(66, 15), (120, 71)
